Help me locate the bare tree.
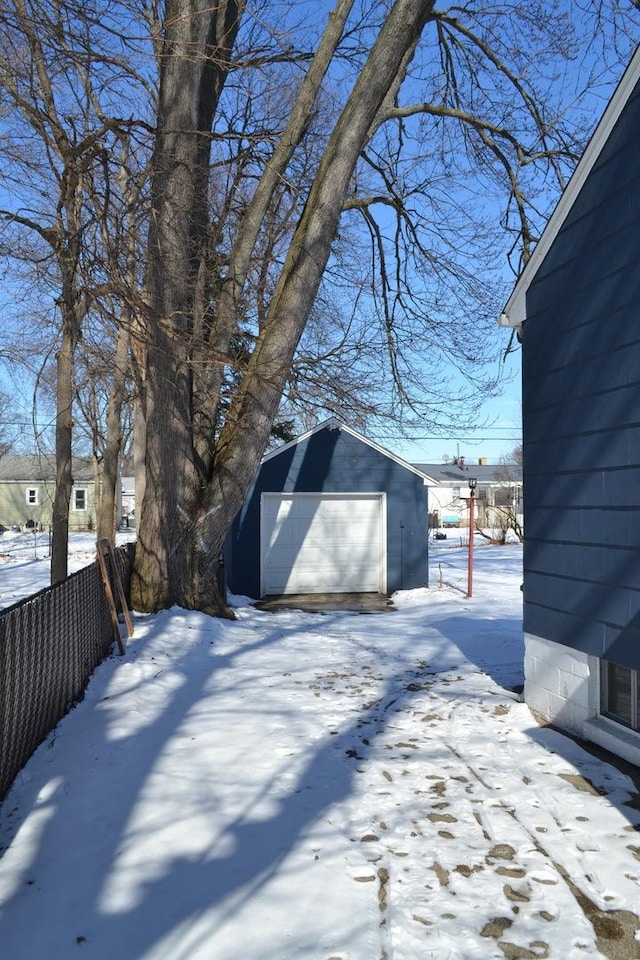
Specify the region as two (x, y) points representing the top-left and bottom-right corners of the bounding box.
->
(0, 390), (21, 458)
(0, 0), (154, 574)
(73, 315), (135, 537)
(130, 0), (640, 615)
(83, 136), (149, 544)
(0, 1), (637, 603)
(132, 0), (436, 612)
(475, 448), (524, 544)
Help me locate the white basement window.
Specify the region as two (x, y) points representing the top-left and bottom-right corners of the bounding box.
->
(600, 660), (640, 732)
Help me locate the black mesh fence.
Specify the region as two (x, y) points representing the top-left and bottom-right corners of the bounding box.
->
(0, 542), (135, 803)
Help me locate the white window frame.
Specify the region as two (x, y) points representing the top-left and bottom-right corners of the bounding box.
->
(25, 487), (39, 506)
(73, 487), (87, 512)
(599, 659), (640, 732)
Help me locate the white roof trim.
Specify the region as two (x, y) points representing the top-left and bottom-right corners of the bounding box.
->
(261, 417), (438, 484)
(499, 43), (640, 329)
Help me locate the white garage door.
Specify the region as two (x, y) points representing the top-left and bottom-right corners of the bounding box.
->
(261, 493), (386, 595)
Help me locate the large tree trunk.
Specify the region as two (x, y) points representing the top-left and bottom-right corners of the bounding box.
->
(131, 0), (244, 612)
(132, 0), (434, 615)
(183, 0), (433, 614)
(131, 325), (146, 536)
(205, 0), (357, 442)
(96, 320), (130, 542)
(51, 319), (76, 583)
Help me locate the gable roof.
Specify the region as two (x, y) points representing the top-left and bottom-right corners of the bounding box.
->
(499, 44), (640, 330)
(413, 462), (522, 484)
(262, 417), (438, 484)
(0, 455), (94, 482)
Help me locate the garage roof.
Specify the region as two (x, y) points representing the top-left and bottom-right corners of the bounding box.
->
(262, 418), (438, 484)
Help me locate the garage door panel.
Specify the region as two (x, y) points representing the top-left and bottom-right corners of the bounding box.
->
(261, 493), (385, 595)
(263, 557), (380, 594)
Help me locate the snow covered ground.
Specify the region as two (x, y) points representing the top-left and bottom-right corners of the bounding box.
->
(0, 529), (136, 609)
(0, 535), (639, 959)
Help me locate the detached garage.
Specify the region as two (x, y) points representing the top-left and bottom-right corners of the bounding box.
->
(226, 419), (431, 599)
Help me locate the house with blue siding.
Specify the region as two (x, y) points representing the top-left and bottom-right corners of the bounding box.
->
(499, 46), (640, 765)
(225, 418), (433, 599)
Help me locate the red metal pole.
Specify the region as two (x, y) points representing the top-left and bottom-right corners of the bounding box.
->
(467, 492), (474, 598)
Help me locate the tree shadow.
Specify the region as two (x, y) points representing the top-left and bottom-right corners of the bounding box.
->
(433, 614), (525, 692)
(522, 718), (640, 832)
(0, 602), (442, 959)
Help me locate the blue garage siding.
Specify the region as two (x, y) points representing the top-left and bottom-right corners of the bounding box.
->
(522, 81), (640, 671)
(226, 424), (428, 598)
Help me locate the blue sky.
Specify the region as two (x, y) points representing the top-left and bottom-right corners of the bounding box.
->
(380, 346), (522, 466)
(0, 2), (637, 466)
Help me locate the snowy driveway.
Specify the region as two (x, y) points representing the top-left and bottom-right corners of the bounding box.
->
(0, 544), (639, 959)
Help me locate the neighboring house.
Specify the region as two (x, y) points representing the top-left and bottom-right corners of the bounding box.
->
(498, 46), (640, 765)
(414, 457), (523, 531)
(120, 474), (136, 526)
(0, 455), (95, 531)
(225, 418), (434, 598)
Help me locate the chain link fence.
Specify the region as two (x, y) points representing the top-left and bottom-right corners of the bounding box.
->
(0, 542), (135, 802)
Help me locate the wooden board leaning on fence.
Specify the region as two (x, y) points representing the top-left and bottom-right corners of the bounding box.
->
(97, 539), (134, 655)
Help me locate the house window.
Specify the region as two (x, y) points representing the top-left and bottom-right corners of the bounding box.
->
(600, 660), (639, 731)
(26, 487), (38, 506)
(73, 488), (87, 511)
(494, 486), (512, 507)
